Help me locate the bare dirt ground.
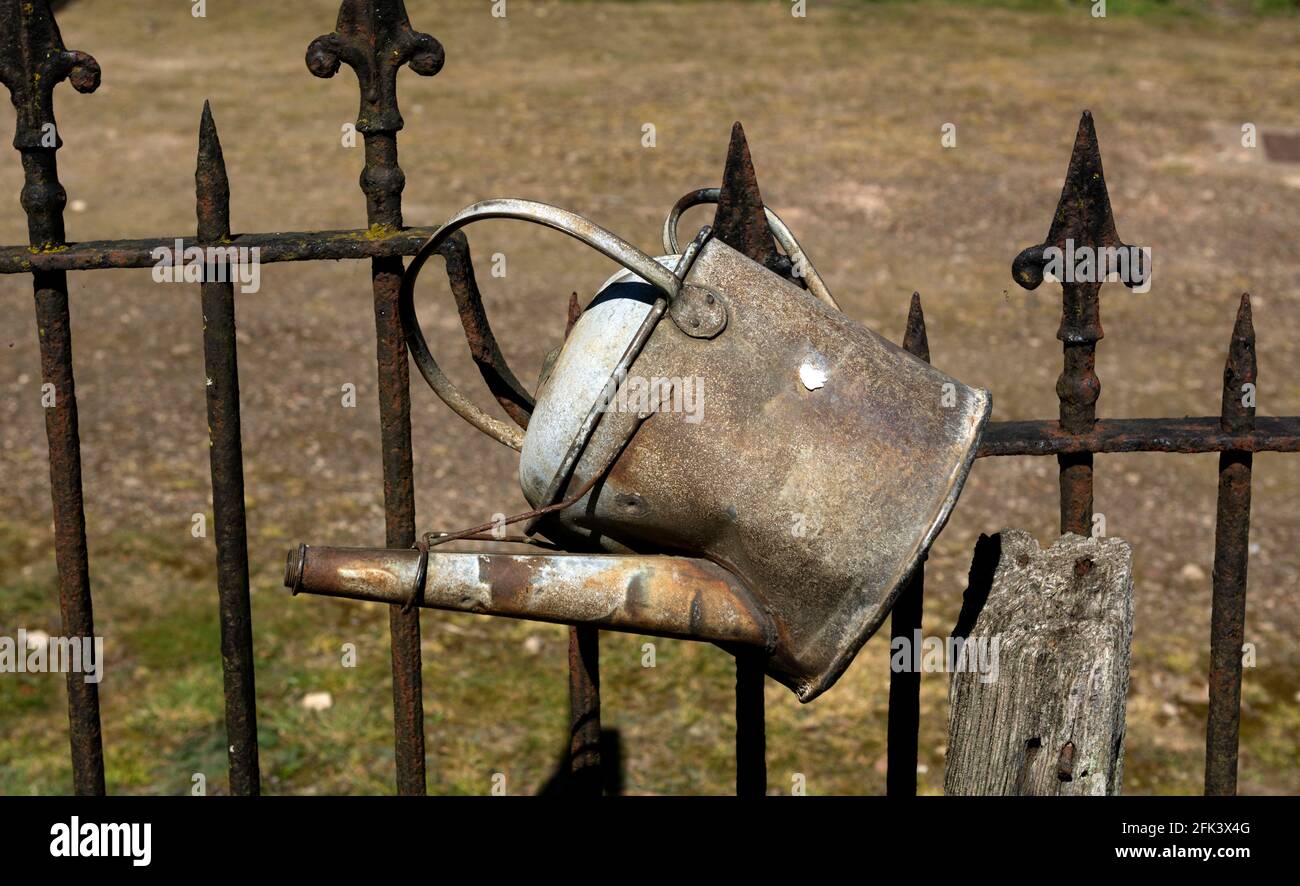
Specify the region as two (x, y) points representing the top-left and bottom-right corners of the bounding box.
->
(1, 0), (1297, 794)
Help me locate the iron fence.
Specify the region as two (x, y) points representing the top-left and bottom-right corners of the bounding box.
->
(2, 0), (1296, 797)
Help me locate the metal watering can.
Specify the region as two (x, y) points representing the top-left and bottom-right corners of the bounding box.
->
(287, 147), (990, 702)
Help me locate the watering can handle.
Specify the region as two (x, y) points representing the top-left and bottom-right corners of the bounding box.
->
(662, 188), (840, 311)
(400, 199), (684, 451)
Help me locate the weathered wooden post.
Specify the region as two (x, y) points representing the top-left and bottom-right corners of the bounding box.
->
(945, 530), (1133, 795)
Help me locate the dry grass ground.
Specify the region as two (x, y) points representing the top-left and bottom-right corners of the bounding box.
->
(1, 0), (1297, 794)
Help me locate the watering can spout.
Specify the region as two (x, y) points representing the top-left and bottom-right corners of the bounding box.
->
(285, 543), (776, 649)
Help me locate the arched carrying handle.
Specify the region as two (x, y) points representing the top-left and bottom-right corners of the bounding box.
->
(662, 188), (840, 311)
(400, 198), (684, 450)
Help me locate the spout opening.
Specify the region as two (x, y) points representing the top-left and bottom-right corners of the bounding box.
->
(285, 544), (307, 593)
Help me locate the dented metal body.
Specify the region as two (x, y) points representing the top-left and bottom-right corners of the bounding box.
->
(519, 234), (990, 700)
(286, 190), (993, 704)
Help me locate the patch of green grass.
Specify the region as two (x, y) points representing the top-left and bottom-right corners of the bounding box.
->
(2, 508), (1294, 794)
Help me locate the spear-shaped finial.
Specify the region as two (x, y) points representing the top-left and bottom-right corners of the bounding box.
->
(1221, 293), (1257, 435)
(0, 0), (100, 150)
(193, 98), (261, 796)
(1012, 112), (1145, 535)
(902, 292), (930, 363)
(196, 101), (231, 243)
(1011, 111), (1140, 294)
(306, 0), (444, 135)
(712, 122), (785, 276)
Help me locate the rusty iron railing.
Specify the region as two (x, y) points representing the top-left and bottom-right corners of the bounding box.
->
(884, 113), (1293, 798)
(3, 0), (1296, 797)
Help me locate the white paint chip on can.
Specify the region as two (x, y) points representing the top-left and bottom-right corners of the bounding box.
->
(799, 361), (828, 391)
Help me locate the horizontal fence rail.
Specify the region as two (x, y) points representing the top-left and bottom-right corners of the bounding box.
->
(0, 227), (442, 273)
(979, 417), (1300, 456)
(2, 0), (1294, 796)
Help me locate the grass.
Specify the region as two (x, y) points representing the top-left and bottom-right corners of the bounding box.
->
(4, 503), (1294, 794)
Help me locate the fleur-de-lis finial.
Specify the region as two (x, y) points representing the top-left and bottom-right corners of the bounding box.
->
(0, 0), (100, 150)
(1011, 112), (1146, 535)
(1011, 111), (1141, 295)
(306, 0), (444, 135)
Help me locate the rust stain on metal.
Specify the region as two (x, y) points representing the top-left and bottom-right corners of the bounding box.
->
(1205, 294), (1256, 796)
(437, 230), (535, 427)
(568, 621), (602, 794)
(902, 291), (930, 362)
(306, 1), (444, 134)
(710, 124), (776, 795)
(0, 0), (100, 163)
(287, 546), (775, 647)
(978, 416), (1299, 456)
(712, 121), (791, 282)
(1012, 112), (1141, 536)
(0, 226), (444, 274)
(887, 292), (930, 797)
(196, 101), (260, 796)
(0, 0), (104, 796)
(309, 0), (446, 796)
(374, 257), (427, 797)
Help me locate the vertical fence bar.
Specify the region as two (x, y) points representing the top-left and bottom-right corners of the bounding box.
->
(710, 123), (774, 797)
(308, 0), (444, 795)
(562, 295), (604, 795)
(196, 102), (260, 795)
(567, 625), (602, 794)
(370, 158), (428, 797)
(1013, 112), (1138, 537)
(0, 1), (105, 795)
(1055, 311), (1097, 532)
(1205, 294), (1256, 795)
(1052, 123), (1104, 537)
(734, 650), (767, 796)
(887, 293), (929, 797)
